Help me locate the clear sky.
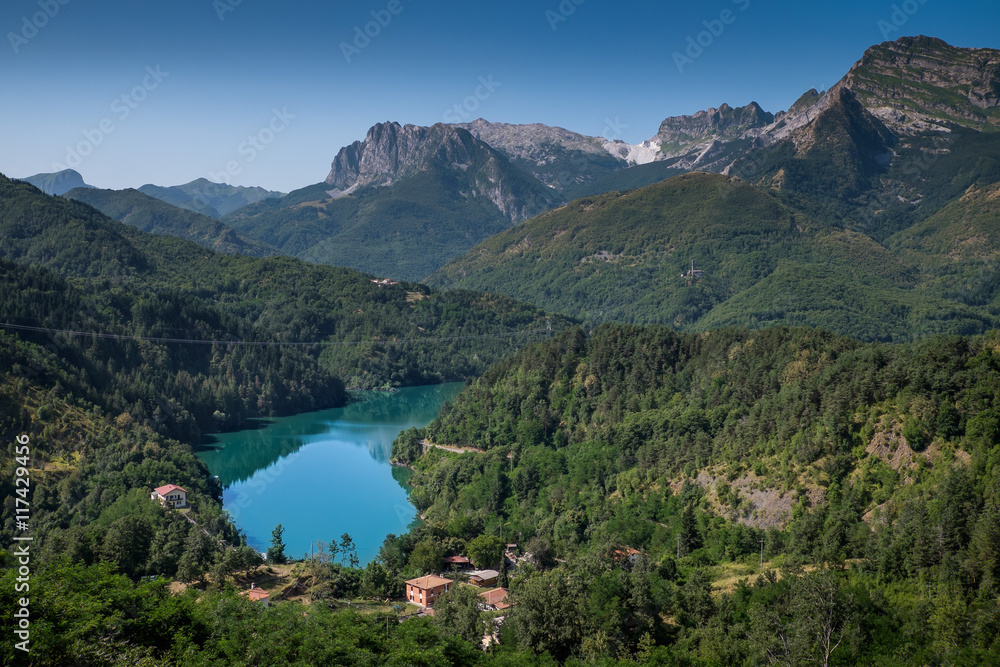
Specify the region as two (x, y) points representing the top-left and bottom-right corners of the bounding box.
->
(2, 0), (998, 193)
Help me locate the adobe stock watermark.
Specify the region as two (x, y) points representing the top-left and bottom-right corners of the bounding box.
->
(51, 66), (169, 172)
(877, 0), (929, 40)
(546, 0), (586, 31)
(341, 0), (414, 64)
(673, 0), (751, 73)
(226, 450), (304, 521)
(8, 0), (70, 54)
(601, 115), (629, 141)
(209, 107), (295, 185)
(443, 76), (502, 123)
(213, 0), (242, 21)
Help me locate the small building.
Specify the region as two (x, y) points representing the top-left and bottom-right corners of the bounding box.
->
(612, 546), (644, 568)
(444, 555), (472, 571)
(468, 569), (499, 588)
(478, 587), (511, 611)
(405, 575), (452, 608)
(241, 584), (270, 607)
(151, 484), (187, 508)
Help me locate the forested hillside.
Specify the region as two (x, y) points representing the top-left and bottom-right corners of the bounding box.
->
(0, 173), (577, 664)
(391, 324), (1000, 663)
(0, 174), (574, 437)
(429, 173), (997, 340)
(64, 186), (280, 257)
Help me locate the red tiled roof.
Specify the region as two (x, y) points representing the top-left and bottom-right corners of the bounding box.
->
(242, 588), (269, 601)
(153, 484), (186, 496)
(444, 556), (470, 564)
(478, 588), (510, 609)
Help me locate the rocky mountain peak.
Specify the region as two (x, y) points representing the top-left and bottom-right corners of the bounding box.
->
(836, 35), (1000, 133)
(325, 121), (487, 194)
(653, 102), (775, 160)
(454, 118), (627, 189)
(323, 120), (556, 223)
(657, 102), (773, 135)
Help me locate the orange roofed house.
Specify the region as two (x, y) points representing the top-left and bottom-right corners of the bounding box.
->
(478, 587), (511, 611)
(151, 484), (187, 508)
(405, 575), (452, 608)
(240, 584), (270, 607)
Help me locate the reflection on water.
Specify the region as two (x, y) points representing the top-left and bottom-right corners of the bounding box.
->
(196, 383), (463, 564)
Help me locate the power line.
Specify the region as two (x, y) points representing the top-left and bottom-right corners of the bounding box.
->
(0, 321), (553, 348)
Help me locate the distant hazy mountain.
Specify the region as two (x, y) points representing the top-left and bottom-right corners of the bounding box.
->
(65, 187), (280, 257)
(20, 169), (94, 195)
(138, 178), (284, 218)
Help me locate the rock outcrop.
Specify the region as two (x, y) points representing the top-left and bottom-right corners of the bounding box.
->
(325, 121), (556, 222)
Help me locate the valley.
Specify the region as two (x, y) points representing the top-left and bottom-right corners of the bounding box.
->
(2, 32), (1000, 666)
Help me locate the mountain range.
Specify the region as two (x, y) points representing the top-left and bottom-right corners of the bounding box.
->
(17, 170), (283, 219)
(16, 36), (998, 343)
(63, 186), (280, 257)
(424, 36), (1000, 340)
(217, 36), (998, 282)
(136, 178), (284, 218)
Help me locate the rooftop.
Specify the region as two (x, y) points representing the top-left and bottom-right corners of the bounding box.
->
(241, 588), (270, 602)
(406, 575), (452, 589)
(153, 484), (186, 495)
(470, 569), (499, 579)
(478, 587), (510, 609)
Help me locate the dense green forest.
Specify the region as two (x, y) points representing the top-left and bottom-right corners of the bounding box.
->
(0, 174), (571, 665)
(2, 172), (999, 663)
(389, 325), (1000, 664)
(0, 174), (574, 438)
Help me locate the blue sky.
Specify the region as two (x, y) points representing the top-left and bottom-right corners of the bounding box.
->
(2, 0), (998, 193)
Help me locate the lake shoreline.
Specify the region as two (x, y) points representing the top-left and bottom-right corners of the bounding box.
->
(196, 382), (463, 564)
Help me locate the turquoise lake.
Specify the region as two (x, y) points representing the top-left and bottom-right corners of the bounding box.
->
(197, 383), (464, 565)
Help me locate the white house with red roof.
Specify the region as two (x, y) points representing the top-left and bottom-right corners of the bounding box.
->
(151, 484), (188, 508)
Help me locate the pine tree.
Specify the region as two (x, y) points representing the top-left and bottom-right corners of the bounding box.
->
(498, 554), (510, 588)
(267, 523), (287, 564)
(679, 503), (702, 556)
(339, 532), (359, 568)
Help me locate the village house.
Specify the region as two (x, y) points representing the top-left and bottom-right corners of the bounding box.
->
(151, 484), (187, 508)
(478, 587), (511, 611)
(443, 555), (472, 571)
(468, 569), (499, 588)
(405, 575), (452, 608)
(241, 584), (270, 607)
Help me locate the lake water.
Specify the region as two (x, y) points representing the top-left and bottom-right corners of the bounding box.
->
(197, 383), (464, 564)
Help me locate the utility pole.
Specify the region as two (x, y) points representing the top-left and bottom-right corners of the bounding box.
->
(759, 537), (765, 573)
(676, 535), (680, 560)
